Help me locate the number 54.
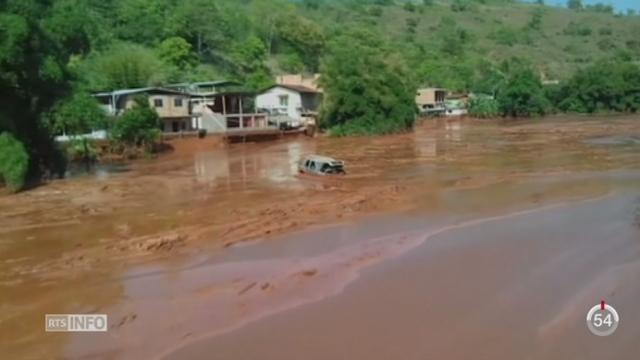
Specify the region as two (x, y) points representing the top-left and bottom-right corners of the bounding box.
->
(593, 313), (613, 327)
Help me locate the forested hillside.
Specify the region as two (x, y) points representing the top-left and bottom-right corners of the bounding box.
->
(2, 0), (640, 190)
(7, 0), (640, 92)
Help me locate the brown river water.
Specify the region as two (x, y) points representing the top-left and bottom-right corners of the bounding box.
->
(1, 115), (640, 359)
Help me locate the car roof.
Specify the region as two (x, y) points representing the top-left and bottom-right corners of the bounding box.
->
(304, 155), (342, 163)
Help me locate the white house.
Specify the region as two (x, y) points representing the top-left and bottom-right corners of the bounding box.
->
(255, 84), (321, 125)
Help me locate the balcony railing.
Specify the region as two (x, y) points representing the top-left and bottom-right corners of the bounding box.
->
(224, 113), (274, 129)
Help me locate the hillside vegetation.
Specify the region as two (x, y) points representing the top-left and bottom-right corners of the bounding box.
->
(2, 0), (640, 190)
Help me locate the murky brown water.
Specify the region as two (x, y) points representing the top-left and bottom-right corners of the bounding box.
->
(1, 115), (640, 359)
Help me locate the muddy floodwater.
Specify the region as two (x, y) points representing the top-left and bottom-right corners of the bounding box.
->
(2, 115), (640, 359)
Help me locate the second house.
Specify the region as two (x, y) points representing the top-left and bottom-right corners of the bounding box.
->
(256, 84), (321, 130)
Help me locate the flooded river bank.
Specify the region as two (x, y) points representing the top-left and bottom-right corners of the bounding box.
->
(1, 115), (640, 359)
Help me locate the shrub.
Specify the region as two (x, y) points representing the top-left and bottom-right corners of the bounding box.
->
(468, 96), (500, 118)
(556, 60), (640, 113)
(51, 92), (107, 135)
(586, 3), (614, 14)
(451, 0), (471, 12)
(66, 139), (98, 162)
(497, 67), (550, 117)
(406, 18), (418, 34)
(403, 2), (416, 12)
(563, 21), (592, 36)
(527, 9), (544, 31)
(368, 6), (383, 17)
(492, 27), (519, 46)
(597, 38), (616, 51)
(567, 0), (583, 11)
(599, 27), (613, 36)
(0, 133), (30, 192)
(110, 97), (161, 147)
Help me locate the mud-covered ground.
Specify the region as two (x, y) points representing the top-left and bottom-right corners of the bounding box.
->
(2, 115), (640, 359)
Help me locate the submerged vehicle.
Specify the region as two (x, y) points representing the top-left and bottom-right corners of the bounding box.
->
(298, 155), (345, 175)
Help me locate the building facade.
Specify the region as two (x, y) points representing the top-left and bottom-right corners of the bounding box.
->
(256, 84), (321, 126)
(416, 88), (447, 114)
(94, 87), (193, 133)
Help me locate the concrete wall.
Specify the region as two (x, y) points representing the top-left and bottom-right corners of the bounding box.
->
(120, 94), (191, 118)
(416, 88), (446, 109)
(161, 118), (193, 133)
(199, 112), (227, 134)
(276, 74), (321, 92)
(148, 94), (190, 118)
(256, 87), (303, 121)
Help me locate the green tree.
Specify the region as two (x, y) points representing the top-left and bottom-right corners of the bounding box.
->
(83, 43), (167, 89)
(406, 18), (419, 34)
(170, 0), (243, 56)
(276, 15), (325, 71)
(157, 37), (198, 70)
(50, 92), (107, 162)
(110, 96), (160, 147)
(438, 17), (471, 56)
(51, 92), (106, 135)
(44, 0), (112, 55)
(280, 53), (305, 73)
(230, 36), (272, 90)
(527, 8), (544, 31)
(451, 0), (471, 12)
(468, 96), (500, 118)
(115, 0), (170, 45)
(404, 2), (416, 12)
(417, 57), (475, 92)
(556, 60), (640, 113)
(0, 132), (30, 192)
(586, 3), (613, 14)
(563, 21), (592, 36)
(319, 30), (417, 136)
(249, 0), (294, 57)
(1, 2), (69, 180)
(496, 65), (550, 117)
(567, 0), (583, 11)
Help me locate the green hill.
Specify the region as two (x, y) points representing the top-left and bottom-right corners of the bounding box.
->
(5, 0), (635, 92)
(295, 0), (640, 89)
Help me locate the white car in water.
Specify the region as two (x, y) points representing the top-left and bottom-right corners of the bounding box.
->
(298, 155), (346, 175)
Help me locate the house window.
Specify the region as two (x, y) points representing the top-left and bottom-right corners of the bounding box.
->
(154, 99), (163, 108)
(174, 98), (183, 107)
(279, 95), (289, 107)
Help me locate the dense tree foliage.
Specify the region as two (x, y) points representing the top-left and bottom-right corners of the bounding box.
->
(496, 63), (550, 117)
(110, 97), (160, 146)
(555, 61), (640, 113)
(319, 30), (416, 136)
(468, 96), (500, 118)
(567, 0), (583, 11)
(51, 93), (107, 135)
(1, 0), (70, 187)
(0, 133), (29, 192)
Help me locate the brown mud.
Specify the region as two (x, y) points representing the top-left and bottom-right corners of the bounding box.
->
(1, 115), (640, 359)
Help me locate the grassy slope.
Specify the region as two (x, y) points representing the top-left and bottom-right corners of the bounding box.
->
(296, 0), (640, 80)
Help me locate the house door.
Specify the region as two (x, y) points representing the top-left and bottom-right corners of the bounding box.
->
(172, 121), (179, 132)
